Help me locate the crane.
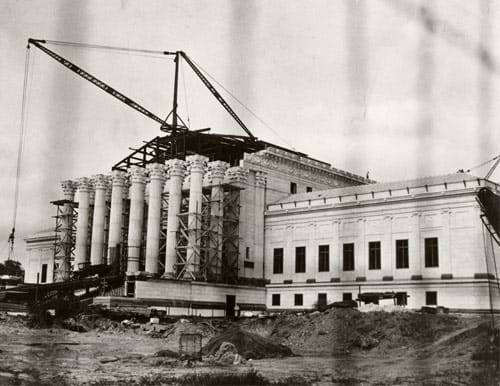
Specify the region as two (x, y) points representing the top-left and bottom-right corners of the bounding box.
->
(458, 155), (500, 180)
(9, 39), (256, 257)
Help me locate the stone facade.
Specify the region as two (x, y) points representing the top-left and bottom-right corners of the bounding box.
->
(265, 173), (500, 311)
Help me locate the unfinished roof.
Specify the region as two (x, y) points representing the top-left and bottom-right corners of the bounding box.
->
(112, 131), (310, 171)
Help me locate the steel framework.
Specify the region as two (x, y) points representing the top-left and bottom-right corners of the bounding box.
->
(173, 184), (241, 283)
(51, 199), (77, 282)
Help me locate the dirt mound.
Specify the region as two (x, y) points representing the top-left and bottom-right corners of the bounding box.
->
(204, 327), (294, 359)
(247, 308), (468, 355)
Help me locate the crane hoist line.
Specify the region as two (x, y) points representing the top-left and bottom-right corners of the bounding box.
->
(9, 38), (257, 257)
(26, 39), (256, 139)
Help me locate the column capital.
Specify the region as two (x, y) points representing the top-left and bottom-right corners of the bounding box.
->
(147, 163), (167, 181)
(76, 177), (93, 192)
(225, 166), (249, 185)
(92, 174), (111, 190)
(111, 170), (129, 187)
(129, 166), (147, 184)
(61, 180), (77, 196)
(255, 171), (267, 187)
(208, 161), (229, 181)
(186, 154), (208, 174)
(166, 158), (186, 178)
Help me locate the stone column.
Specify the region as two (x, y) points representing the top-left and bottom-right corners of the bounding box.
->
(185, 154), (208, 278)
(74, 177), (93, 270)
(208, 161), (229, 276)
(224, 166), (249, 279)
(254, 171), (267, 278)
(164, 159), (186, 278)
(90, 174), (110, 266)
(107, 170), (128, 266)
(60, 180), (77, 279)
(127, 166), (147, 273)
(145, 163), (167, 274)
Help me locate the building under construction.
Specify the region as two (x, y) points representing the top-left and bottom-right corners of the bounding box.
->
(19, 39), (500, 315)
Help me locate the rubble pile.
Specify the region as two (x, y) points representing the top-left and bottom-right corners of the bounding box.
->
(204, 327), (294, 360)
(263, 308), (465, 354)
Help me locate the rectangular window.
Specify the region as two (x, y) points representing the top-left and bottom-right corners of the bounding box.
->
(295, 246), (306, 273)
(343, 243), (355, 271)
(395, 292), (408, 306)
(368, 241), (381, 270)
(290, 182), (297, 194)
(317, 293), (327, 308)
(318, 245), (330, 272)
(273, 248), (284, 274)
(396, 239), (409, 269)
(41, 264), (48, 283)
(426, 291), (437, 305)
(425, 237), (439, 267)
(306, 186), (313, 192)
(294, 294), (303, 306)
(272, 294), (280, 306)
(245, 247), (250, 260)
(342, 292), (352, 301)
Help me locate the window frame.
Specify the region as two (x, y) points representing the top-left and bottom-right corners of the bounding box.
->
(295, 246), (306, 273)
(425, 237), (439, 267)
(273, 248), (284, 274)
(294, 294), (303, 306)
(272, 294), (281, 306)
(342, 292), (352, 301)
(318, 244), (330, 272)
(343, 243), (355, 271)
(396, 239), (409, 269)
(368, 241), (381, 270)
(425, 291), (437, 306)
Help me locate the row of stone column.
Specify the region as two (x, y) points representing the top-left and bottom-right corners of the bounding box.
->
(59, 154), (248, 277)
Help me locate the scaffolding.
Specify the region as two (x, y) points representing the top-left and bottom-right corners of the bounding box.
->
(51, 199), (77, 282)
(174, 184), (241, 283)
(158, 192), (169, 275)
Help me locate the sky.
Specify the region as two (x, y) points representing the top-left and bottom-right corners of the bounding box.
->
(1, 0), (499, 263)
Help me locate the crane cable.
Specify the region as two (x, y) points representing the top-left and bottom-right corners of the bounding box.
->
(9, 45), (32, 259)
(461, 155), (500, 173)
(187, 55), (297, 150)
(42, 39), (174, 58)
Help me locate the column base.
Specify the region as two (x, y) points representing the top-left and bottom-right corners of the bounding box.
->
(161, 271), (176, 279)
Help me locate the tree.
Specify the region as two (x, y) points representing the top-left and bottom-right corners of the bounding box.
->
(0, 260), (25, 279)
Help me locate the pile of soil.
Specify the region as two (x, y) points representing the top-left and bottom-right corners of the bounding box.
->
(242, 308), (469, 355)
(203, 327), (294, 359)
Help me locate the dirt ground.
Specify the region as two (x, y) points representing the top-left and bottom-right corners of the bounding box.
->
(0, 308), (498, 385)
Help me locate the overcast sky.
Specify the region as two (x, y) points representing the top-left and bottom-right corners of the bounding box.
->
(1, 0), (499, 262)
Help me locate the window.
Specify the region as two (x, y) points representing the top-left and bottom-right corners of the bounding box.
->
(295, 246), (306, 273)
(318, 245), (330, 272)
(290, 182), (297, 194)
(317, 293), (327, 309)
(273, 248), (284, 274)
(342, 293), (352, 301)
(41, 264), (48, 283)
(294, 294), (303, 306)
(272, 294), (281, 306)
(396, 239), (409, 269)
(245, 247), (250, 260)
(306, 186), (313, 192)
(395, 292), (408, 306)
(343, 243), (355, 271)
(368, 241), (381, 270)
(426, 291), (437, 305)
(425, 237), (439, 267)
